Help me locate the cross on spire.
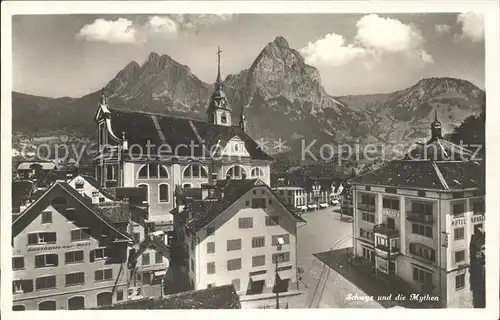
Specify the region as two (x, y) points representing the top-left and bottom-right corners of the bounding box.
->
(216, 46), (223, 84)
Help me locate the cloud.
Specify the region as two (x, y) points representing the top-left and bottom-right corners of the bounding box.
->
(455, 12), (484, 42)
(147, 16), (178, 37)
(435, 24), (452, 35)
(300, 14), (433, 68)
(354, 14), (424, 53)
(77, 18), (137, 44)
(300, 33), (369, 67)
(77, 14), (234, 44)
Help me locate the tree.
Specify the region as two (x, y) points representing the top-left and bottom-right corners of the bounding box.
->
(448, 111), (485, 149)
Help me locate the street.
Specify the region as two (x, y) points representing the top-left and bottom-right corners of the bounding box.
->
(288, 207), (384, 308)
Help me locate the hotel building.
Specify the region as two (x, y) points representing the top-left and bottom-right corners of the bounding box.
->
(12, 182), (133, 310)
(350, 113), (485, 308)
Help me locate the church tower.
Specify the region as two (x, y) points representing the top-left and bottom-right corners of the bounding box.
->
(430, 109), (442, 141)
(239, 106), (247, 132)
(207, 46), (232, 126)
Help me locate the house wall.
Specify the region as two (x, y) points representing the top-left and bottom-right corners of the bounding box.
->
(187, 186), (298, 295)
(12, 204), (128, 310)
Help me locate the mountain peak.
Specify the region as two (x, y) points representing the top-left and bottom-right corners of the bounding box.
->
(274, 36), (289, 49)
(148, 52), (160, 62)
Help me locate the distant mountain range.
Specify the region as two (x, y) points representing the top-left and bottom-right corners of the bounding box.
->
(12, 36), (485, 159)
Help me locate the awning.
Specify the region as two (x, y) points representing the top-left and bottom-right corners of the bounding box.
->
(150, 231), (164, 237)
(154, 270), (166, 277)
(250, 273), (268, 282)
(320, 203), (328, 208)
(300, 206), (308, 210)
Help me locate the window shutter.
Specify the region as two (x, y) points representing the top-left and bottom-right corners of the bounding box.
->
(90, 250), (95, 262)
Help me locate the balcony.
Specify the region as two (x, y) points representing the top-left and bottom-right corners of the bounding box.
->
(358, 203), (376, 212)
(375, 244), (400, 257)
(373, 224), (399, 238)
(407, 212), (433, 224)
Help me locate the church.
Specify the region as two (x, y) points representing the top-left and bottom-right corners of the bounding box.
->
(93, 48), (273, 232)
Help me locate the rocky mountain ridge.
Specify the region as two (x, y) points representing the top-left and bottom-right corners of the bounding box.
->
(12, 36), (485, 159)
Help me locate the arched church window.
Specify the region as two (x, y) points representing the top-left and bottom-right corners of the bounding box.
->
(221, 113), (227, 124)
(250, 167), (264, 178)
(226, 165), (247, 179)
(137, 164), (169, 179)
(183, 164), (208, 179)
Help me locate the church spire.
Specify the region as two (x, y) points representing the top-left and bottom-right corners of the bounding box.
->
(430, 108), (442, 141)
(207, 46), (231, 126)
(216, 46), (223, 90)
(239, 106), (247, 131)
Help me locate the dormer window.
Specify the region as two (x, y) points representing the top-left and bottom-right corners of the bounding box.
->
(221, 113), (227, 124)
(74, 180), (84, 190)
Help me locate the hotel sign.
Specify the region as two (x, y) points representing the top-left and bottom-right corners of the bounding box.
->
(382, 208), (400, 219)
(25, 242), (92, 253)
(471, 215), (485, 224)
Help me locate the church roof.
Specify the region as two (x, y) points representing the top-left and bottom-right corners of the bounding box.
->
(106, 108), (272, 161)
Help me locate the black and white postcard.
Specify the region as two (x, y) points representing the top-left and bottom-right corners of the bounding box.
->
(1, 1), (499, 319)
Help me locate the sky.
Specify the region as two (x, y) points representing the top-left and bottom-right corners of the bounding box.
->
(12, 13), (485, 98)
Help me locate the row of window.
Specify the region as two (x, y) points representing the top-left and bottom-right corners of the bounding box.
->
(140, 251), (164, 265)
(359, 228), (374, 241)
(409, 243), (435, 262)
(27, 228), (101, 245)
(136, 183), (170, 203)
(413, 266), (466, 291)
(205, 235), (290, 254)
(13, 291), (120, 311)
(133, 164), (266, 180)
(204, 215), (281, 237)
(13, 248), (111, 270)
(13, 269), (113, 293)
(361, 212), (375, 223)
(452, 200), (485, 215)
(204, 252), (291, 274)
(411, 223), (433, 238)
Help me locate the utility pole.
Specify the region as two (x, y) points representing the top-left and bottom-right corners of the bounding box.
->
(275, 256), (279, 309)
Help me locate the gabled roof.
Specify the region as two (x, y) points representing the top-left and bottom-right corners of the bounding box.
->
(185, 178), (305, 232)
(69, 174), (118, 201)
(349, 160), (484, 192)
(94, 285), (240, 309)
(103, 108), (273, 161)
(12, 182), (132, 241)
